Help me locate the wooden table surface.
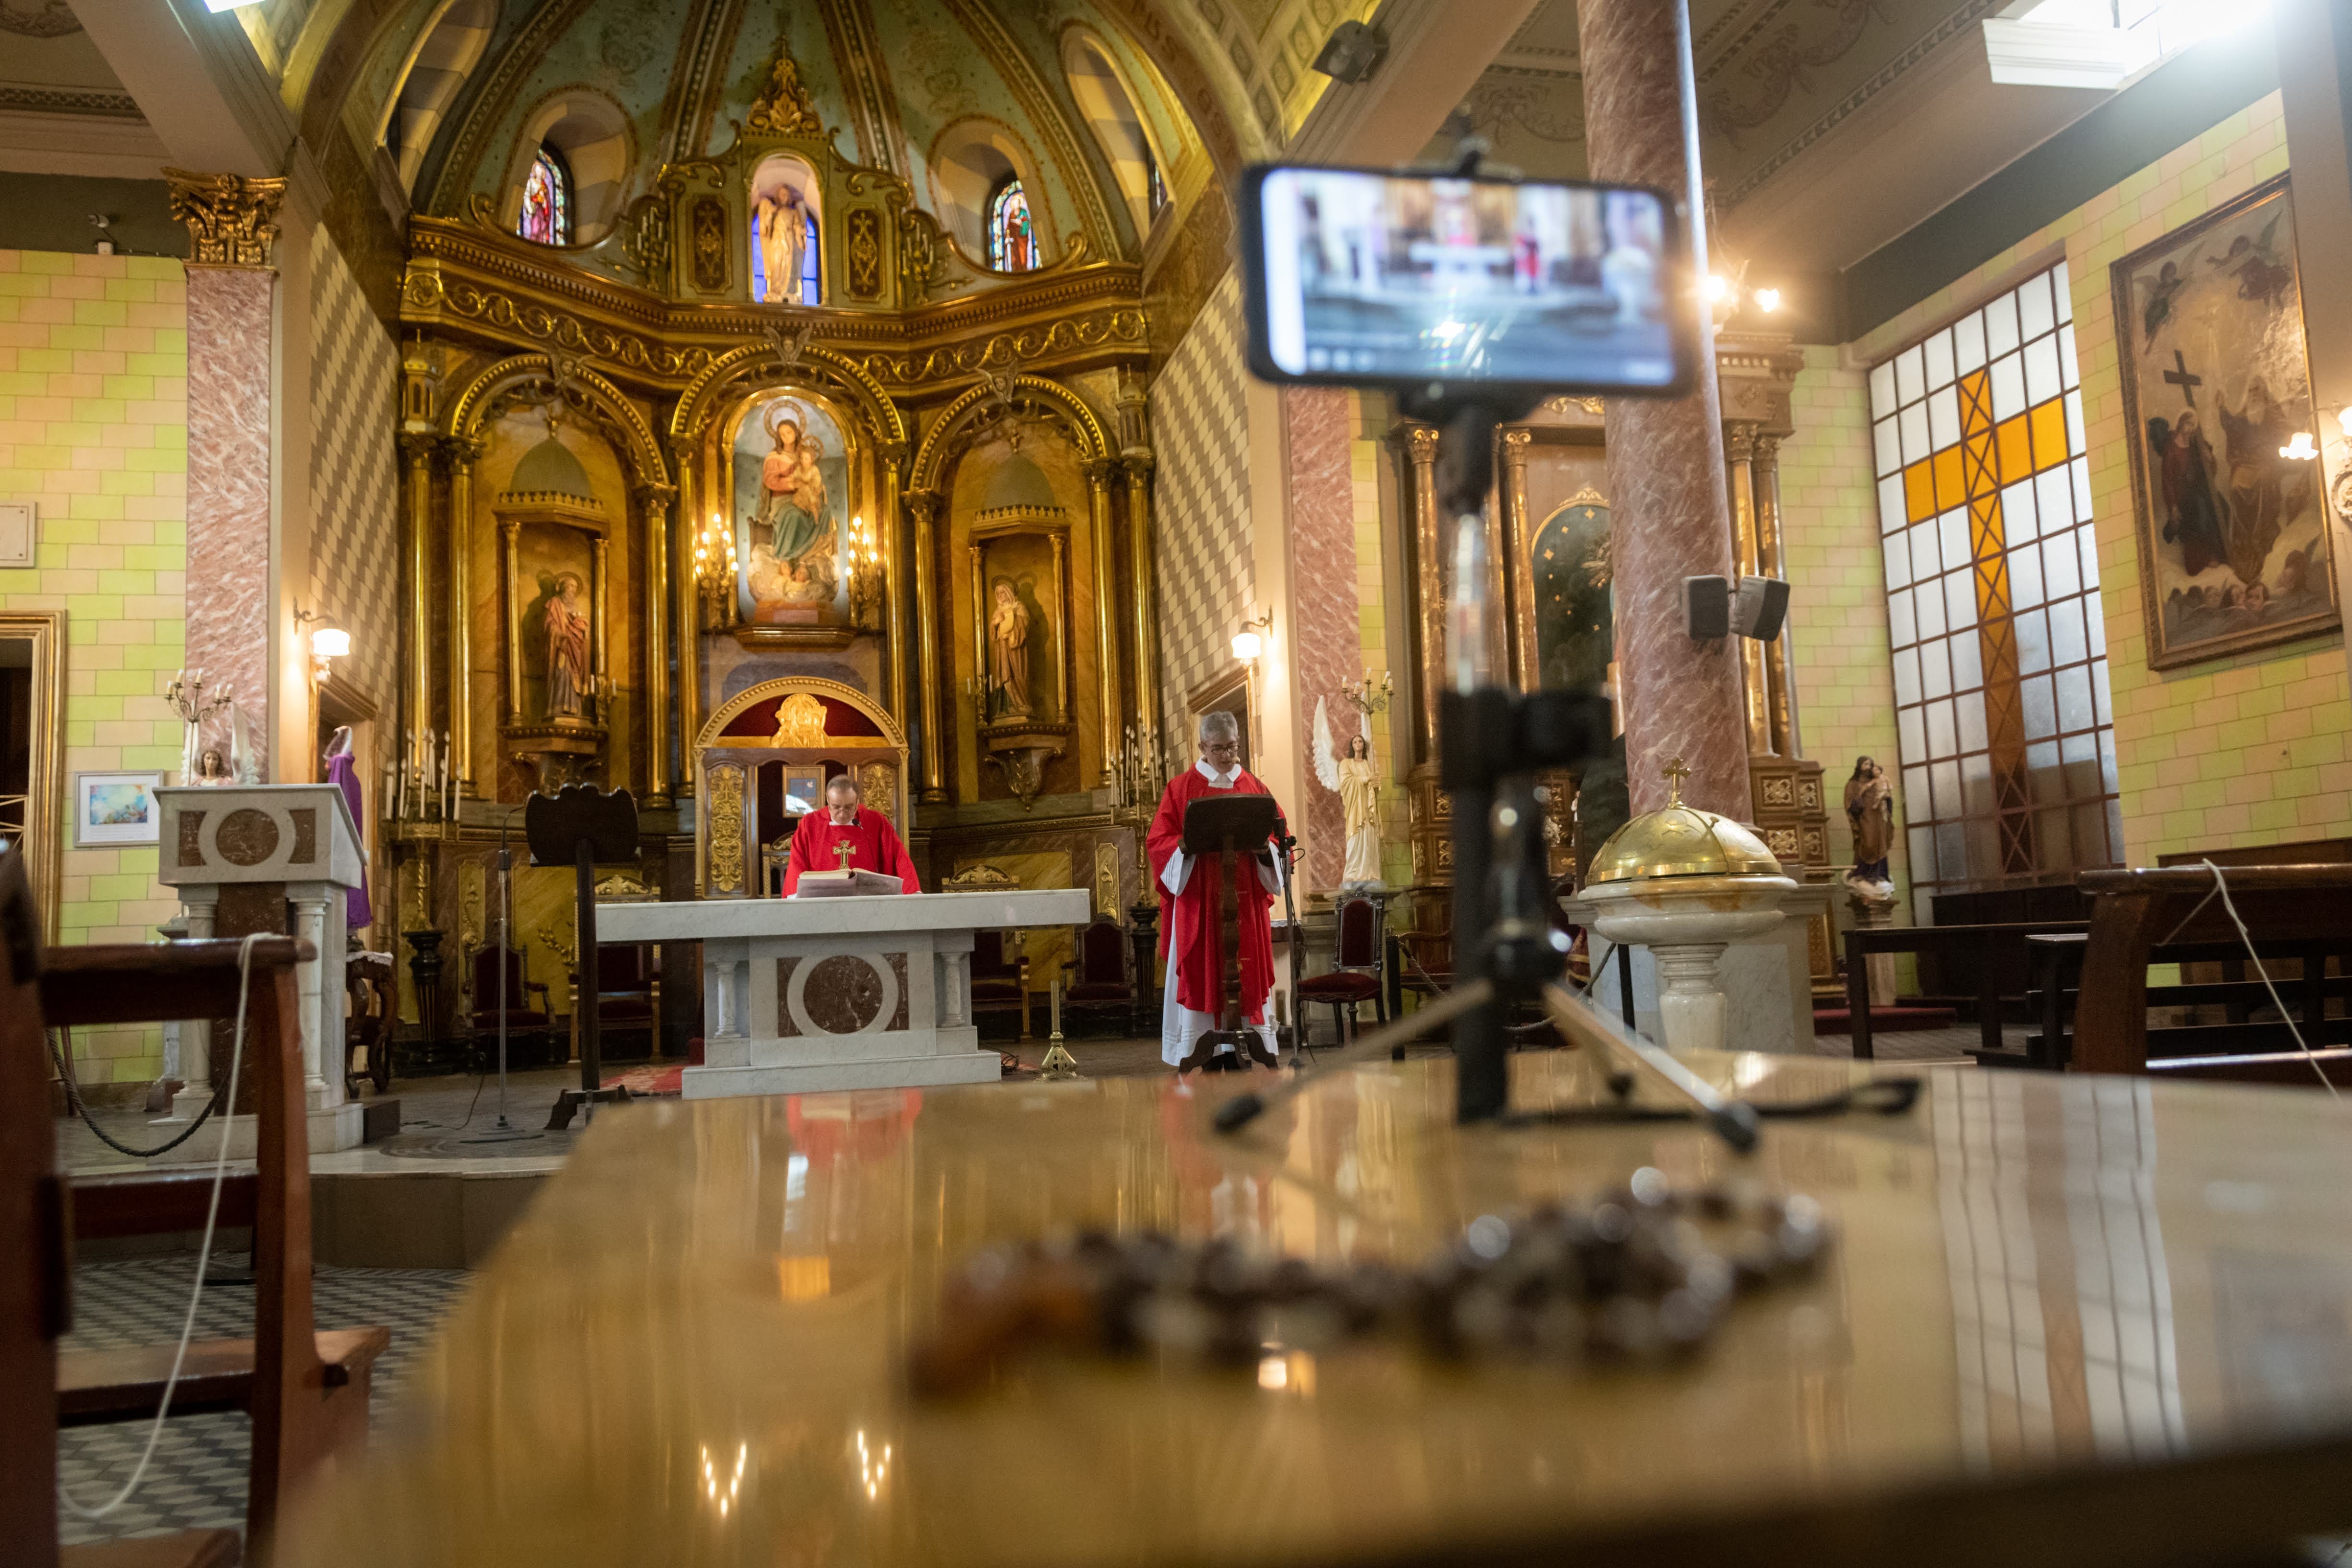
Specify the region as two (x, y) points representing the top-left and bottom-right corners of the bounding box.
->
(279, 1050), (2352, 1568)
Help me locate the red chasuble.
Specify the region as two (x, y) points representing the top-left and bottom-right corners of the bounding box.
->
(1145, 766), (1285, 1017)
(780, 808), (921, 896)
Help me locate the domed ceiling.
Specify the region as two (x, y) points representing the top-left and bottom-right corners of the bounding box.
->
(362, 0), (1215, 285)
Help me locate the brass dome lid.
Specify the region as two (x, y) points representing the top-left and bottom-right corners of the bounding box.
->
(1586, 760), (1784, 884)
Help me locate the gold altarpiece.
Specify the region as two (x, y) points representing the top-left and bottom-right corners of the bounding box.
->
(383, 42), (1164, 1037)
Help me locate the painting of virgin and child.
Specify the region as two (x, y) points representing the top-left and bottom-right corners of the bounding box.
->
(733, 395), (850, 625)
(2114, 176), (2339, 668)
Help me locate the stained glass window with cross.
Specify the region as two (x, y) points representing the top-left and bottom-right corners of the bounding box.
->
(1869, 262), (2120, 916)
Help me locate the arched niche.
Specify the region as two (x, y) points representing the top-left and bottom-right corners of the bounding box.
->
(927, 118), (1058, 273)
(500, 90), (635, 245)
(695, 677), (911, 899)
(748, 152), (823, 304)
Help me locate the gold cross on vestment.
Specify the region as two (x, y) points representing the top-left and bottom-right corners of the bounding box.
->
(834, 841), (858, 871)
(1662, 758), (1691, 806)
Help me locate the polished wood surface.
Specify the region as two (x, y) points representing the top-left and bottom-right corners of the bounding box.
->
(281, 1050), (2352, 1568)
(60, 1530), (242, 1568)
(58, 1328), (391, 1425)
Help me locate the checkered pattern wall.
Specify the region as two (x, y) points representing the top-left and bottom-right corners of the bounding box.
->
(1149, 272), (1254, 741)
(307, 230), (400, 713)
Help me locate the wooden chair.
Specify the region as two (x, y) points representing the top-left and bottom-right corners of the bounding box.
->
(2067, 865), (2352, 1083)
(1058, 918), (1134, 1037)
(466, 944), (554, 1067)
(342, 950), (394, 1099)
(593, 944), (659, 1054)
(0, 851), (388, 1567)
(968, 929), (1031, 1043)
(1297, 893), (1386, 1044)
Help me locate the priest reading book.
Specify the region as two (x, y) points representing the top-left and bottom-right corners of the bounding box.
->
(783, 775), (920, 897)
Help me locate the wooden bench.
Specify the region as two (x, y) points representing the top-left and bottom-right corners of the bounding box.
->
(2072, 865), (2352, 1082)
(0, 850), (388, 1567)
(1841, 920), (2089, 1061)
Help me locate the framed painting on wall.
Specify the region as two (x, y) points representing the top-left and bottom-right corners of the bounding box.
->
(73, 771), (164, 847)
(2112, 174), (2340, 669)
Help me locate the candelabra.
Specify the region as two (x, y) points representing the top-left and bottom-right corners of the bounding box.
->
(383, 728), (459, 828)
(846, 513), (884, 631)
(691, 512), (740, 632)
(164, 668), (233, 783)
(1340, 670), (1395, 717)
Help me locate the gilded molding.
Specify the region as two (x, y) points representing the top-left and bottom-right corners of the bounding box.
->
(442, 352), (670, 486)
(668, 341), (907, 447)
(909, 374), (1110, 491)
(166, 169), (287, 269)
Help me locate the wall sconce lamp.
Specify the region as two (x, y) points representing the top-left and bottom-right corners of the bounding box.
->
(1231, 607), (1271, 663)
(296, 608), (349, 684)
(2337, 406), (2352, 439)
(2281, 432), (2319, 461)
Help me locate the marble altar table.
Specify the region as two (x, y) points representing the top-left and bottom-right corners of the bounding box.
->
(598, 890), (1090, 1097)
(280, 1051), (2352, 1568)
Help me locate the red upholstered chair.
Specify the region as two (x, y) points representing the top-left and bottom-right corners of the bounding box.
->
(968, 929), (1031, 1043)
(1061, 917), (1134, 1036)
(1297, 894), (1387, 1044)
(468, 944), (555, 1067)
(592, 944), (660, 1059)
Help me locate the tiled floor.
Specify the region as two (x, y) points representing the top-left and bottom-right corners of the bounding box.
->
(54, 1257), (467, 1550)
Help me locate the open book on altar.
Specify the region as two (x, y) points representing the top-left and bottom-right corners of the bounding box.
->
(792, 868), (905, 898)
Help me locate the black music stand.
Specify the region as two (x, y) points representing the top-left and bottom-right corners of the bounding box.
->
(1175, 793), (1282, 1073)
(530, 785), (639, 1130)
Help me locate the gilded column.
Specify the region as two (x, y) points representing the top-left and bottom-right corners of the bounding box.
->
(906, 488), (947, 802)
(590, 533), (610, 709)
(446, 436), (481, 796)
(1122, 452), (1159, 749)
(638, 480), (676, 807)
(1577, 0), (1751, 818)
(170, 169), (284, 774)
(882, 444), (910, 737)
(670, 444), (703, 793)
(1724, 422), (1772, 755)
(1084, 457), (1122, 784)
(1390, 422), (1444, 765)
(398, 433), (439, 752)
(1754, 433), (1800, 757)
(1499, 427), (1536, 690)
(501, 519), (524, 720)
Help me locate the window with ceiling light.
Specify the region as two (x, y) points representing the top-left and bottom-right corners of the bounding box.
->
(1870, 261), (2121, 917)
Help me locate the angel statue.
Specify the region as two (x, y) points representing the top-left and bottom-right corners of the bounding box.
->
(1312, 695), (1383, 888)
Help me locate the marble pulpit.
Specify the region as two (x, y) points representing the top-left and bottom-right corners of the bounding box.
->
(599, 890), (1091, 1097)
(154, 784), (368, 1155)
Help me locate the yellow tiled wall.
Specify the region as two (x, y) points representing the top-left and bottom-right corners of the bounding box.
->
(1841, 91), (2351, 870)
(0, 249), (189, 1083)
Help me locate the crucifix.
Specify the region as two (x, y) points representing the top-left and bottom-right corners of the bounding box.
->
(1662, 756), (1692, 805)
(833, 841), (858, 872)
(2164, 349), (2203, 408)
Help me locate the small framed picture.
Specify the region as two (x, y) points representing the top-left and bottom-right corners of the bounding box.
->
(783, 764), (825, 818)
(74, 771), (165, 846)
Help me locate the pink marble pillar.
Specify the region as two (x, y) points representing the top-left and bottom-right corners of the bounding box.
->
(182, 265), (277, 775)
(1282, 386), (1363, 893)
(1578, 0), (1750, 819)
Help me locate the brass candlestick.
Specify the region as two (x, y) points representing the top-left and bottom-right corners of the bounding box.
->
(1037, 977), (1079, 1079)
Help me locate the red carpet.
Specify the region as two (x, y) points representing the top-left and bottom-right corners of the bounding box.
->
(602, 1063), (685, 1096)
(1813, 1005), (1957, 1035)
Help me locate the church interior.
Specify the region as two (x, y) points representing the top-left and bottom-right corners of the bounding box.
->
(11, 0), (2352, 1562)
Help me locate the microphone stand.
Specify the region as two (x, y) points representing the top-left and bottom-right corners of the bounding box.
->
(463, 807), (538, 1144)
(1272, 829), (1309, 1067)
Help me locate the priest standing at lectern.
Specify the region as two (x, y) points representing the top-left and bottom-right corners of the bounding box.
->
(1147, 711), (1288, 1067)
(781, 775), (922, 895)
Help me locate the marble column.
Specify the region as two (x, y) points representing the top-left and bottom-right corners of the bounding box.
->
(1575, 0), (1750, 818)
(1282, 386), (1363, 893)
(1389, 421), (1444, 765)
(170, 169), (285, 775)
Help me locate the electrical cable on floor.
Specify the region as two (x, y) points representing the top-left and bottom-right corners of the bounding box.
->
(59, 931), (265, 1522)
(2190, 858), (2340, 1100)
(48, 1024), (217, 1159)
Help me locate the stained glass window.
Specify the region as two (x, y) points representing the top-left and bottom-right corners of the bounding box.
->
(1870, 262), (2119, 916)
(518, 145), (570, 246)
(1146, 150), (1167, 219)
(987, 178), (1037, 272)
(748, 202), (820, 305)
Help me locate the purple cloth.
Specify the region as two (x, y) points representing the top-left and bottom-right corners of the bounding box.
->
(326, 752), (373, 928)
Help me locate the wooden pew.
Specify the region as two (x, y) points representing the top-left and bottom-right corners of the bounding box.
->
(2072, 865), (2352, 1082)
(0, 850), (388, 1567)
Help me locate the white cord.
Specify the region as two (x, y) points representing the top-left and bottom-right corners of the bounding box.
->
(60, 931), (266, 1520)
(2191, 859), (2340, 1100)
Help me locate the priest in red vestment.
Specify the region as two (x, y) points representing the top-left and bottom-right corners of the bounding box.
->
(781, 775), (922, 895)
(1146, 710), (1288, 1068)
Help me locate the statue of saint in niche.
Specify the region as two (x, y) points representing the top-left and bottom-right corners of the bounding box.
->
(986, 578), (1033, 720)
(544, 571), (591, 720)
(736, 395), (846, 623)
(753, 184), (810, 305)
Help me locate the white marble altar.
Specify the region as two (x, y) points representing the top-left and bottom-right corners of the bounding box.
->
(154, 784), (367, 1156)
(600, 890), (1092, 1097)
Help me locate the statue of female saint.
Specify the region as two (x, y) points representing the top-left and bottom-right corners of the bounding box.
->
(754, 186), (807, 305)
(544, 572), (591, 720)
(1339, 732), (1382, 886)
(1844, 756), (1894, 889)
(986, 579), (1032, 719)
(754, 408), (830, 576)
